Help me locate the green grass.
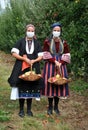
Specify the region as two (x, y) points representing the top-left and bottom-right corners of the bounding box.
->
(0, 110), (10, 122)
(70, 79), (88, 96)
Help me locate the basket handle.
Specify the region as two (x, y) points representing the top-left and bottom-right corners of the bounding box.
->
(59, 66), (62, 77)
(30, 64), (33, 72)
(56, 66), (62, 77)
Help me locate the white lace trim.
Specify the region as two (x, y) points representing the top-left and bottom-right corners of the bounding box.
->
(26, 39), (34, 54)
(11, 48), (19, 54)
(38, 52), (43, 57)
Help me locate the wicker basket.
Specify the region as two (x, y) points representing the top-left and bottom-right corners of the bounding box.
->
(19, 72), (42, 81)
(48, 66), (72, 85)
(19, 65), (42, 81)
(48, 76), (71, 85)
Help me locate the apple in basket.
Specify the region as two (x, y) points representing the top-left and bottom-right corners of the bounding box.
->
(56, 74), (60, 79)
(25, 72), (30, 76)
(24, 71), (35, 76)
(21, 74), (25, 77)
(31, 71), (36, 74)
(51, 77), (57, 82)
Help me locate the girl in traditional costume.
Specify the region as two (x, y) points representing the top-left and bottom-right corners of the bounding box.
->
(8, 24), (43, 117)
(42, 22), (71, 115)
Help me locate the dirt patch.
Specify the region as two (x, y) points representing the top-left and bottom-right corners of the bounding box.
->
(59, 91), (88, 130)
(0, 51), (15, 65)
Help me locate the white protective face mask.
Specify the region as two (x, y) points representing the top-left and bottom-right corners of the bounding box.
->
(26, 31), (35, 38)
(52, 31), (61, 38)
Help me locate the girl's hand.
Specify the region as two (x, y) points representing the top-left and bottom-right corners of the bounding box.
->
(30, 59), (36, 65)
(55, 61), (61, 68)
(24, 58), (31, 65)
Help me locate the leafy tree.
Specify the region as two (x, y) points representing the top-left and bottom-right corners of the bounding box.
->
(0, 0), (88, 80)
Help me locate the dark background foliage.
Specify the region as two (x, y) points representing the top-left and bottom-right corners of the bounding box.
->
(0, 0), (88, 80)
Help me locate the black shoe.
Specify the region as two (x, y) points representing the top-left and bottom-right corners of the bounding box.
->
(27, 110), (33, 117)
(47, 108), (53, 115)
(18, 110), (25, 117)
(54, 108), (60, 115)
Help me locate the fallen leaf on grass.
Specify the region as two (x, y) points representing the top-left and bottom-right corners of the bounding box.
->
(42, 120), (48, 126)
(45, 114), (54, 119)
(55, 119), (60, 124)
(45, 114), (50, 118)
